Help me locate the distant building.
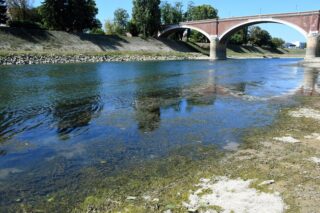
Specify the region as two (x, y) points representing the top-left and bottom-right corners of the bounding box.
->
(284, 42), (296, 49)
(292, 41), (306, 49)
(284, 41), (306, 49)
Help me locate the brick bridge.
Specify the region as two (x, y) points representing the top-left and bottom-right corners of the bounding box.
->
(159, 10), (320, 60)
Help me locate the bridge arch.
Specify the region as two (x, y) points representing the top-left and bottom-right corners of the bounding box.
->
(159, 25), (212, 41)
(218, 18), (308, 44)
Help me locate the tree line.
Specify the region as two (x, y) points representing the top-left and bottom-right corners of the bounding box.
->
(105, 1), (218, 38)
(0, 0), (100, 32)
(0, 0), (285, 48)
(229, 26), (285, 48)
(0, 0), (217, 35)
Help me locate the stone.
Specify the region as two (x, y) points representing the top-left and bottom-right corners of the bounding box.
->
(126, 196), (137, 200)
(259, 180), (275, 186)
(273, 136), (300, 143)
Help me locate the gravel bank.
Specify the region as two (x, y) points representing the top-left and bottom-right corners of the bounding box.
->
(0, 53), (207, 66)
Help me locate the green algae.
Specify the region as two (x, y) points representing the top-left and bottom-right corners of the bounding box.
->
(72, 97), (320, 213)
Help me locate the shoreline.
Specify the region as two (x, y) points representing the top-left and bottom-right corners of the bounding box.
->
(0, 52), (208, 66)
(0, 51), (310, 66)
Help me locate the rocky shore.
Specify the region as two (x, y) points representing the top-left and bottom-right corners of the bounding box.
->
(0, 53), (207, 66)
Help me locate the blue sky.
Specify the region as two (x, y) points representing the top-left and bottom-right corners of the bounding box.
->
(34, 0), (320, 42)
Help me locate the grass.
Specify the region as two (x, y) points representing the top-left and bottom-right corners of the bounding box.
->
(187, 41), (306, 58)
(0, 50), (199, 57)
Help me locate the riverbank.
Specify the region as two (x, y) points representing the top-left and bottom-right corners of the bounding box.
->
(189, 42), (306, 59)
(0, 27), (309, 66)
(0, 51), (206, 65)
(69, 96), (320, 213)
(0, 27), (208, 65)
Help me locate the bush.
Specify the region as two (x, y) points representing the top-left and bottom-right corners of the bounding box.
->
(8, 20), (44, 29)
(105, 20), (116, 35)
(89, 28), (105, 35)
(271, 37), (285, 49)
(127, 20), (138, 36)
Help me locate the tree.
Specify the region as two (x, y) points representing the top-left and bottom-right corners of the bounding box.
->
(229, 27), (249, 45)
(6, 0), (32, 21)
(89, 27), (105, 35)
(41, 0), (99, 32)
(161, 1), (183, 25)
(184, 2), (218, 43)
(271, 37), (285, 48)
(127, 20), (138, 36)
(0, 0), (7, 24)
(113, 8), (129, 34)
(184, 2), (218, 21)
(248, 26), (272, 47)
(41, 0), (72, 31)
(104, 19), (116, 35)
(132, 0), (161, 37)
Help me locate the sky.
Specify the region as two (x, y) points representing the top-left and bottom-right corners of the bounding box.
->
(34, 0), (320, 42)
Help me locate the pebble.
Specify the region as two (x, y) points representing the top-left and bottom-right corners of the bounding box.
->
(126, 196), (137, 200)
(152, 198), (160, 202)
(259, 180), (275, 186)
(0, 54), (201, 66)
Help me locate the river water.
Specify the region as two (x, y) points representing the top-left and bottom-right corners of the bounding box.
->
(0, 59), (319, 211)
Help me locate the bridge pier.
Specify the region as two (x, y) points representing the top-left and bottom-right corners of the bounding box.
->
(306, 33), (320, 59)
(210, 37), (227, 60)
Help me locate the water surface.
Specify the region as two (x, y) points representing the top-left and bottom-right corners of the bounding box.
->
(0, 58), (318, 211)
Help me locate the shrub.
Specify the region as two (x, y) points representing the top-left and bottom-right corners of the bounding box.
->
(8, 20), (44, 29)
(89, 28), (105, 35)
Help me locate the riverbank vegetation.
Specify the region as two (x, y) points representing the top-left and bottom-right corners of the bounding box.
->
(187, 42), (306, 58)
(1, 0), (297, 58)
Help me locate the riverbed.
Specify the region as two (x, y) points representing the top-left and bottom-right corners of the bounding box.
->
(0, 59), (319, 212)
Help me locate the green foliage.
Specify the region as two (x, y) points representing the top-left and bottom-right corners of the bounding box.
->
(248, 26), (272, 47)
(114, 8), (129, 30)
(271, 37), (285, 48)
(28, 7), (43, 24)
(189, 31), (208, 43)
(185, 2), (218, 21)
(113, 8), (129, 35)
(41, 0), (100, 32)
(228, 26), (284, 49)
(183, 2), (218, 42)
(0, 0), (8, 24)
(7, 19), (43, 29)
(104, 20), (116, 35)
(160, 1), (183, 25)
(5, 0), (44, 28)
(89, 28), (105, 35)
(127, 20), (139, 36)
(229, 28), (248, 45)
(132, 0), (161, 37)
(6, 0), (33, 21)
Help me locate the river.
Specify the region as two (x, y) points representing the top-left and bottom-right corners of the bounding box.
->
(0, 58), (318, 212)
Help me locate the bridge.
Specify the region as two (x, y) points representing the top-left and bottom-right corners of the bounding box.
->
(159, 10), (320, 60)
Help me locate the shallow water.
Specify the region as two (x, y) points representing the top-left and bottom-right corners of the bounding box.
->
(0, 58), (318, 211)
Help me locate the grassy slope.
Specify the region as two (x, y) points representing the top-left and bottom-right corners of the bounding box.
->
(0, 27), (306, 58)
(0, 27), (198, 55)
(188, 42), (306, 58)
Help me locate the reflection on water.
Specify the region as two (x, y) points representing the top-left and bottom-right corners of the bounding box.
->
(0, 59), (319, 211)
(53, 95), (103, 136)
(135, 94), (161, 132)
